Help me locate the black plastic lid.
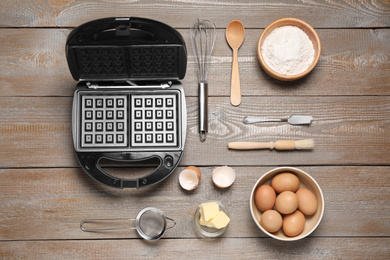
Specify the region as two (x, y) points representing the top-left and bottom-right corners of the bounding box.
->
(66, 17), (187, 81)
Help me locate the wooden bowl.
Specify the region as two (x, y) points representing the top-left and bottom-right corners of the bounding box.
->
(250, 167), (324, 241)
(257, 18), (321, 81)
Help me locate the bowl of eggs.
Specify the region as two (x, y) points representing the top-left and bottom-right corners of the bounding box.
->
(250, 167), (324, 241)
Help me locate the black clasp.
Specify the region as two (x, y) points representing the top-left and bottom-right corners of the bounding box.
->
(115, 18), (131, 37)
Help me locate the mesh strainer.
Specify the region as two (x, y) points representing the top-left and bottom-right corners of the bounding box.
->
(80, 207), (176, 240)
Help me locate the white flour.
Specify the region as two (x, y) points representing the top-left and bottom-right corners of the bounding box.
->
(261, 26), (314, 75)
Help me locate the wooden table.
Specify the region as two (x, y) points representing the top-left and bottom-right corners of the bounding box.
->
(1, 1), (389, 259)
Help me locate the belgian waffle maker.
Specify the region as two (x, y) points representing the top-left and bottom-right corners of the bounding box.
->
(66, 17), (187, 188)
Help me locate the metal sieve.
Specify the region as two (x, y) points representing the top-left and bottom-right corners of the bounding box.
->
(80, 207), (176, 240)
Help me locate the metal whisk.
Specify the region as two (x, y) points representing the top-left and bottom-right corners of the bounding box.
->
(190, 19), (216, 142)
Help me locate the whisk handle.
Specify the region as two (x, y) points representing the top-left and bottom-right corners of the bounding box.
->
(199, 82), (208, 141)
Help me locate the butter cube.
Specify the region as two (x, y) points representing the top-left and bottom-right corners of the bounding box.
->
(199, 216), (215, 228)
(199, 202), (219, 221)
(209, 211), (230, 229)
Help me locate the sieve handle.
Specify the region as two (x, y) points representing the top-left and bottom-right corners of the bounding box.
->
(166, 217), (176, 230)
(80, 218), (136, 232)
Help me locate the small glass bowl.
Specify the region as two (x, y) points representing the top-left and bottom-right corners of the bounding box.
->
(194, 201), (230, 237)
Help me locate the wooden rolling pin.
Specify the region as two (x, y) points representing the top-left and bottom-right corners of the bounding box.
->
(228, 139), (314, 150)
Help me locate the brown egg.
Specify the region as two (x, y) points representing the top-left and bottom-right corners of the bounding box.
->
(283, 210), (305, 237)
(271, 172), (300, 193)
(275, 191), (298, 214)
(296, 188), (318, 215)
(260, 210), (283, 233)
(255, 185), (276, 212)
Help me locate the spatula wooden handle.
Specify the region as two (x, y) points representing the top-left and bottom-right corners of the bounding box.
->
(230, 48), (241, 106)
(228, 140), (296, 150)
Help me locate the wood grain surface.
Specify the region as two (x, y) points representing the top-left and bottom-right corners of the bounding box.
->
(1, 238), (390, 259)
(1, 0), (389, 259)
(1, 29), (389, 97)
(1, 96), (389, 167)
(0, 166), (389, 241)
(0, 0), (389, 28)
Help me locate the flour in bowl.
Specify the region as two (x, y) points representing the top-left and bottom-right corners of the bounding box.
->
(261, 26), (314, 75)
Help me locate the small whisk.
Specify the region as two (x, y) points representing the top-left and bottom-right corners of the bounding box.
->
(190, 19), (216, 142)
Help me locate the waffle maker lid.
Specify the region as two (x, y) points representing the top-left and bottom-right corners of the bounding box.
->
(66, 17), (187, 81)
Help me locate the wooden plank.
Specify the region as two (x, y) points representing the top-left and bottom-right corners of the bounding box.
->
(0, 166), (389, 240)
(1, 96), (389, 168)
(0, 0), (389, 28)
(0, 97), (75, 167)
(1, 28), (389, 97)
(0, 29), (73, 97)
(0, 238), (389, 259)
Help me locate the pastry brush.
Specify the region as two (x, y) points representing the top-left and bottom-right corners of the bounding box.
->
(228, 139), (314, 150)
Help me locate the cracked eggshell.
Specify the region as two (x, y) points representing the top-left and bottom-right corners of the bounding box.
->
(212, 166), (236, 188)
(179, 166), (201, 191)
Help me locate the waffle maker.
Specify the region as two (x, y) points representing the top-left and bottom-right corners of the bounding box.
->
(66, 17), (187, 189)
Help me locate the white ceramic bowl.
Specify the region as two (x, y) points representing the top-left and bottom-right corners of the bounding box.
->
(250, 167), (324, 241)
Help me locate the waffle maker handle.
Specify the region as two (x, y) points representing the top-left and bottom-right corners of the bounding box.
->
(76, 151), (183, 188)
(66, 17), (185, 45)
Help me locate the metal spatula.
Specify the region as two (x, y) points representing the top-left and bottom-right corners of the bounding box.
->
(243, 115), (313, 125)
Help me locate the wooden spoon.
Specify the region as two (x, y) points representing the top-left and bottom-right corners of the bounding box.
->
(226, 20), (245, 106)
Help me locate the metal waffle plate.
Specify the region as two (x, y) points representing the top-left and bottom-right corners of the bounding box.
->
(72, 86), (184, 153)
